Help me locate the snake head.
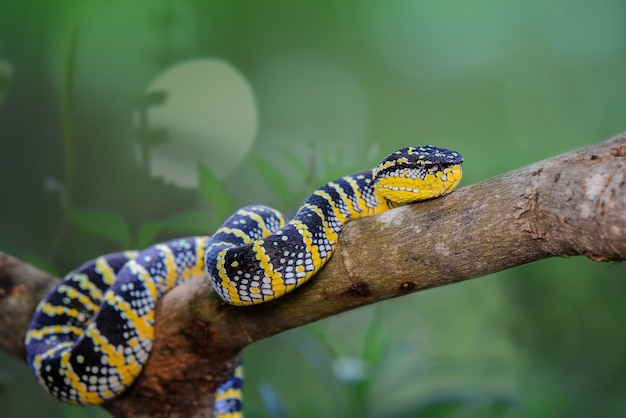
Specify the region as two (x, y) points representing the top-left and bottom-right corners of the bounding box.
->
(373, 145), (463, 204)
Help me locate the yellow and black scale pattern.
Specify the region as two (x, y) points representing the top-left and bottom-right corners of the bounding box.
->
(25, 238), (214, 404)
(26, 145), (463, 416)
(205, 145), (463, 306)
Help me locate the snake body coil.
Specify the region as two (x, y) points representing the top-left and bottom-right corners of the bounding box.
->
(26, 146), (463, 416)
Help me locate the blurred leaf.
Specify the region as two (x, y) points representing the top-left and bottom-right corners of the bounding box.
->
(398, 393), (520, 418)
(136, 209), (212, 248)
(283, 330), (348, 413)
(135, 222), (162, 250)
(281, 147), (310, 179)
(141, 90), (168, 107)
(321, 148), (347, 180)
(254, 157), (292, 206)
(409, 397), (463, 418)
(60, 403), (94, 418)
(20, 254), (59, 276)
(258, 380), (289, 418)
(160, 209), (212, 233)
(197, 162), (236, 220)
(361, 309), (388, 367)
(318, 144), (379, 183)
(284, 330), (336, 385)
(0, 59), (12, 104)
(139, 126), (169, 147)
(67, 208), (132, 249)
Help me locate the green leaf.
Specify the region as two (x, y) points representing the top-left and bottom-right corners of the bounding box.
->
(283, 330), (338, 390)
(60, 403), (101, 418)
(135, 221), (163, 250)
(197, 162), (236, 220)
(136, 210), (212, 248)
(281, 147), (310, 178)
(161, 209), (213, 233)
(398, 392), (519, 418)
(21, 253), (59, 276)
(67, 208), (132, 249)
(254, 157), (292, 206)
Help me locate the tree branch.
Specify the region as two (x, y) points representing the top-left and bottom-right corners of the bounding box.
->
(1, 134), (625, 417)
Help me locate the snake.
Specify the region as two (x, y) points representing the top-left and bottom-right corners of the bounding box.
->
(25, 145), (463, 417)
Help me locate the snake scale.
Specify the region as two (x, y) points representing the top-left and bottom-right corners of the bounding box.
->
(25, 145), (463, 417)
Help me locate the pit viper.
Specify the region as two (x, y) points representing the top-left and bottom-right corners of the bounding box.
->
(25, 145), (463, 417)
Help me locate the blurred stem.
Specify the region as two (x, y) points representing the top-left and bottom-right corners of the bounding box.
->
(46, 23), (79, 262)
(44, 217), (69, 266)
(136, 100), (151, 176)
(60, 23), (78, 207)
(135, 91), (168, 175)
(155, 0), (175, 67)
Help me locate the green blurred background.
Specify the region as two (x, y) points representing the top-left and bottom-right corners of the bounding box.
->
(1, 1), (625, 417)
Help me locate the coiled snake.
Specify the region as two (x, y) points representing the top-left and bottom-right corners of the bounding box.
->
(25, 145), (463, 417)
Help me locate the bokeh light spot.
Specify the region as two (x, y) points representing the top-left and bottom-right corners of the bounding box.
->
(145, 58), (258, 187)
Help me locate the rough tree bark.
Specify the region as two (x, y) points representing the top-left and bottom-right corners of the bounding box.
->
(1, 134), (625, 417)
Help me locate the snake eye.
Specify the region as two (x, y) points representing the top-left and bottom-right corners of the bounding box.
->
(416, 160), (426, 169)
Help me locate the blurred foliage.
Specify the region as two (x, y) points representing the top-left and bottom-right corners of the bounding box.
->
(1, 1), (626, 417)
(0, 46), (11, 105)
(0, 60), (10, 105)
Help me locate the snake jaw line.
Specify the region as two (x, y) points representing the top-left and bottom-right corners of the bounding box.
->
(373, 146), (463, 204)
